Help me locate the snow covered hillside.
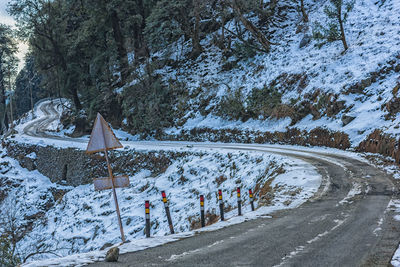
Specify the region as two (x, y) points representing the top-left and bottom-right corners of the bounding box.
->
(145, 0), (400, 147)
(0, 141), (320, 264)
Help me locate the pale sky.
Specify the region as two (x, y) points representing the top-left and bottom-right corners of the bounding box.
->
(0, 0), (14, 27)
(0, 0), (29, 70)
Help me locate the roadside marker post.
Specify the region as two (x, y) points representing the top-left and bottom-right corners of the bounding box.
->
(237, 187), (242, 216)
(249, 189), (255, 211)
(86, 113), (128, 243)
(161, 191), (175, 234)
(218, 189), (224, 221)
(145, 200), (151, 238)
(200, 195), (205, 227)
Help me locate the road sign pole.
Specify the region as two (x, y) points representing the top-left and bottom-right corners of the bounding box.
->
(161, 191), (175, 234)
(200, 195), (205, 227)
(249, 189), (255, 211)
(237, 187), (242, 216)
(218, 189), (224, 221)
(105, 150), (126, 243)
(145, 200), (151, 238)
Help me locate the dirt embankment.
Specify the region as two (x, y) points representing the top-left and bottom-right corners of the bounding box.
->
(357, 129), (400, 164)
(164, 127), (351, 150)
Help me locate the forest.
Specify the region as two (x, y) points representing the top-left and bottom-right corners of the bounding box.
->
(0, 0), (354, 136)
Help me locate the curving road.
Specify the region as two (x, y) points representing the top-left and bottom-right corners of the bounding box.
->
(22, 101), (400, 266)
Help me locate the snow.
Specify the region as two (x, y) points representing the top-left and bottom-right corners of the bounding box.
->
(0, 146), (321, 266)
(5, 0), (400, 264)
(157, 0), (400, 147)
(390, 199), (400, 266)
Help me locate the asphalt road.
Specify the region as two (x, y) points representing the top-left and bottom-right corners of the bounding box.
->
(22, 101), (400, 267)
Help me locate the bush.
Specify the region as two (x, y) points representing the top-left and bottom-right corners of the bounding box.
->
(216, 88), (247, 121)
(0, 234), (20, 266)
(122, 74), (187, 137)
(247, 85), (282, 119)
(232, 41), (257, 60)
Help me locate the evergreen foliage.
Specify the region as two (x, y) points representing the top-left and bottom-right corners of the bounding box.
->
(4, 0), (359, 136)
(312, 0), (355, 51)
(217, 88), (247, 121)
(247, 86), (283, 119)
(0, 234), (19, 267)
(0, 24), (18, 134)
(122, 68), (187, 137)
(14, 55), (42, 117)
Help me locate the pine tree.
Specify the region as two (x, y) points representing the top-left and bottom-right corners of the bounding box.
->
(0, 24), (18, 134)
(145, 0), (211, 58)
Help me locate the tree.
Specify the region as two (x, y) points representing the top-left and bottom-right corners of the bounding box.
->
(312, 0), (355, 51)
(229, 0), (271, 52)
(14, 55), (42, 118)
(0, 234), (19, 267)
(0, 24), (18, 134)
(9, 0), (83, 110)
(145, 0), (211, 58)
(0, 197), (61, 265)
(300, 0), (309, 23)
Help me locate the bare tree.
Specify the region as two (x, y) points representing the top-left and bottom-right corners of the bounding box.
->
(229, 0), (271, 52)
(300, 0), (309, 22)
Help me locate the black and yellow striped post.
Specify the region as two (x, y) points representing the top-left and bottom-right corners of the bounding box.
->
(145, 200), (150, 238)
(161, 191), (175, 234)
(218, 189), (224, 221)
(249, 189), (255, 211)
(237, 187), (242, 216)
(200, 194), (205, 227)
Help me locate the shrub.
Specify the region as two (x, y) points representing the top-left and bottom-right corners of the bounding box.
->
(247, 85), (282, 119)
(232, 40), (257, 60)
(216, 88), (247, 121)
(122, 74), (187, 137)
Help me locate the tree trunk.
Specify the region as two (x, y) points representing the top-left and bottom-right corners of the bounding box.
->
(221, 14), (226, 50)
(300, 0), (309, 22)
(71, 86), (82, 110)
(337, 5), (348, 51)
(231, 0), (271, 52)
(0, 64), (9, 133)
(191, 0), (203, 58)
(133, 0), (150, 62)
(110, 10), (129, 84)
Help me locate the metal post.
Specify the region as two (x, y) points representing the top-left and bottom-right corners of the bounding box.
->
(218, 189), (224, 221)
(249, 189), (255, 211)
(145, 200), (150, 238)
(200, 195), (205, 227)
(237, 187), (242, 216)
(161, 191), (175, 234)
(104, 150), (125, 243)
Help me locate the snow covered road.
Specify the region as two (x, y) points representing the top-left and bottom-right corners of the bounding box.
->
(12, 100), (400, 266)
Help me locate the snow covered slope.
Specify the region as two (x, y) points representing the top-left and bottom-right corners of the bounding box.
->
(149, 0), (400, 147)
(0, 145), (320, 265)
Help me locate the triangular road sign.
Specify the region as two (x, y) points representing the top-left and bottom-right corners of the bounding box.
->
(86, 113), (123, 154)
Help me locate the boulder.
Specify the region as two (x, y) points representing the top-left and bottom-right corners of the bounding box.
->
(299, 34), (311, 48)
(105, 247), (119, 262)
(341, 115), (355, 126)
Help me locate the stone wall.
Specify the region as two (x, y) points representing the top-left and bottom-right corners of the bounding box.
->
(5, 141), (189, 187)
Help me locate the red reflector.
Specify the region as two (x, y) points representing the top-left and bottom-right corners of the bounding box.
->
(145, 201), (150, 208)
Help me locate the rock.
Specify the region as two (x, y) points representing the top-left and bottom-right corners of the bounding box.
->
(299, 34), (311, 48)
(341, 115), (355, 126)
(105, 247), (119, 262)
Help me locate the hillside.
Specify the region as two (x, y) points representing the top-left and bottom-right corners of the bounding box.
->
(2, 0), (400, 265)
(151, 0), (400, 148)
